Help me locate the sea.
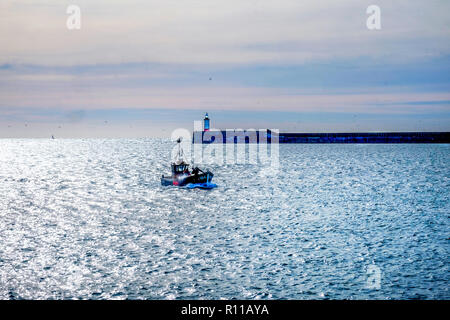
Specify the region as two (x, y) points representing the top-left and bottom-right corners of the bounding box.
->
(0, 139), (448, 299)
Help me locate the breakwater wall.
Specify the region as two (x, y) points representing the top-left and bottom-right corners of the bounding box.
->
(193, 131), (450, 143)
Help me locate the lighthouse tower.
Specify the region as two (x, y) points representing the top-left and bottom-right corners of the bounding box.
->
(203, 113), (210, 131)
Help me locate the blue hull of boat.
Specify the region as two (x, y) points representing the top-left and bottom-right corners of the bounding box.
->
(185, 182), (217, 189)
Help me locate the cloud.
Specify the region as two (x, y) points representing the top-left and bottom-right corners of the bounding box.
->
(0, 0), (449, 65)
(0, 1), (449, 136)
(1, 82), (449, 114)
(0, 57), (449, 115)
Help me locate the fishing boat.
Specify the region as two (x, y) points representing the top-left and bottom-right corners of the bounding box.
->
(161, 138), (216, 189)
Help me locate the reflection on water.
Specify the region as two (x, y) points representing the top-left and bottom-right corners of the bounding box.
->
(0, 139), (448, 299)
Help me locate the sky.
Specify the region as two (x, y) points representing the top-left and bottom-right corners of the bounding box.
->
(0, 0), (449, 137)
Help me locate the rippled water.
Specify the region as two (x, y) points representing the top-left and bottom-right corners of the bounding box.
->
(0, 139), (448, 300)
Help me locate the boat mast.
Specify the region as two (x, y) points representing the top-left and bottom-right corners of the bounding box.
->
(175, 137), (186, 162)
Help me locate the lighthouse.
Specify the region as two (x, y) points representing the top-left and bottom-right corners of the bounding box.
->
(203, 113), (210, 131)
